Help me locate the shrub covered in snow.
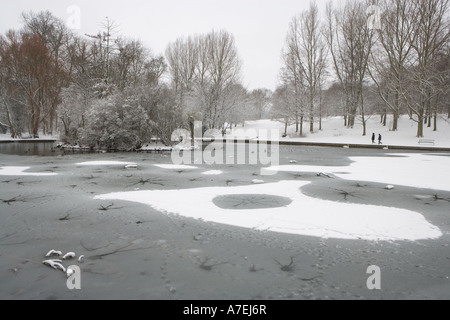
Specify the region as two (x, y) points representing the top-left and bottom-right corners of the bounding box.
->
(78, 95), (151, 149)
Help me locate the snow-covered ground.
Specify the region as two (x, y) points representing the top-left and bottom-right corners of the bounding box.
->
(223, 115), (450, 147)
(265, 153), (450, 192)
(0, 134), (58, 141)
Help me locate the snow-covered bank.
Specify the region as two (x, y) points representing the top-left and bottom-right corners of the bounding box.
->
(95, 180), (441, 241)
(223, 116), (450, 148)
(0, 134), (58, 142)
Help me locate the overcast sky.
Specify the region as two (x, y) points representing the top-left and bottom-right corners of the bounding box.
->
(0, 0), (334, 91)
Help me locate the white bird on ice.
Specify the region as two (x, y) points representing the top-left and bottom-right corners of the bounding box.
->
(46, 250), (62, 257)
(43, 260), (66, 273)
(252, 179), (265, 184)
(66, 268), (75, 278)
(63, 252), (76, 260)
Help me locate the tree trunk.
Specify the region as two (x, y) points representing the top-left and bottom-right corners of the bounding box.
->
(381, 108), (387, 126)
(189, 120), (195, 147)
(2, 99), (17, 138)
(392, 91), (399, 131)
(319, 90), (323, 131)
(361, 111), (366, 136)
(417, 115), (424, 138)
(433, 111), (437, 132)
(32, 104), (40, 138)
(392, 111), (398, 131)
(299, 116), (304, 136)
(349, 114), (355, 129)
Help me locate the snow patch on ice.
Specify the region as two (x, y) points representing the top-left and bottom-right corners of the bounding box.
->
(202, 170), (223, 176)
(252, 179), (265, 184)
(0, 167), (57, 176)
(95, 181), (441, 241)
(265, 153), (450, 192)
(76, 161), (137, 166)
(154, 164), (198, 170)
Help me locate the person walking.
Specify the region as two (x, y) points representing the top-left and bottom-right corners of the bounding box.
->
(378, 134), (383, 145)
(372, 133), (376, 144)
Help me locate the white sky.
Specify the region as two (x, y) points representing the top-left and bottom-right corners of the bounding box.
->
(0, 0), (334, 91)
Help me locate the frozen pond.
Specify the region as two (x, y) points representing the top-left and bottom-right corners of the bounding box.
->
(0, 147), (449, 300)
(0, 141), (59, 156)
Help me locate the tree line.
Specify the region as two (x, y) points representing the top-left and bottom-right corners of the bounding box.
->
(273, 0), (449, 138)
(0, 1), (449, 150)
(0, 12), (265, 148)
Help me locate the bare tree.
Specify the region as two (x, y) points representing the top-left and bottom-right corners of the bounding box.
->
(408, 0), (449, 137)
(283, 17), (307, 135)
(285, 2), (328, 134)
(368, 0), (420, 132)
(22, 11), (72, 135)
(85, 17), (119, 86)
(272, 83), (298, 137)
(0, 30), (69, 137)
(166, 30), (242, 135)
(326, 0), (374, 136)
(250, 88), (272, 120)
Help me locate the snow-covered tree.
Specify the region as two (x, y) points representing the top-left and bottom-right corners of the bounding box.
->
(250, 88), (272, 120)
(78, 94), (150, 150)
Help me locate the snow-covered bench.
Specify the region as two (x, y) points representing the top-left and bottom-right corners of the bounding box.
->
(418, 139), (435, 146)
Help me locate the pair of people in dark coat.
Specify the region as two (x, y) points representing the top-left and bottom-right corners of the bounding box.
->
(372, 133), (382, 145)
